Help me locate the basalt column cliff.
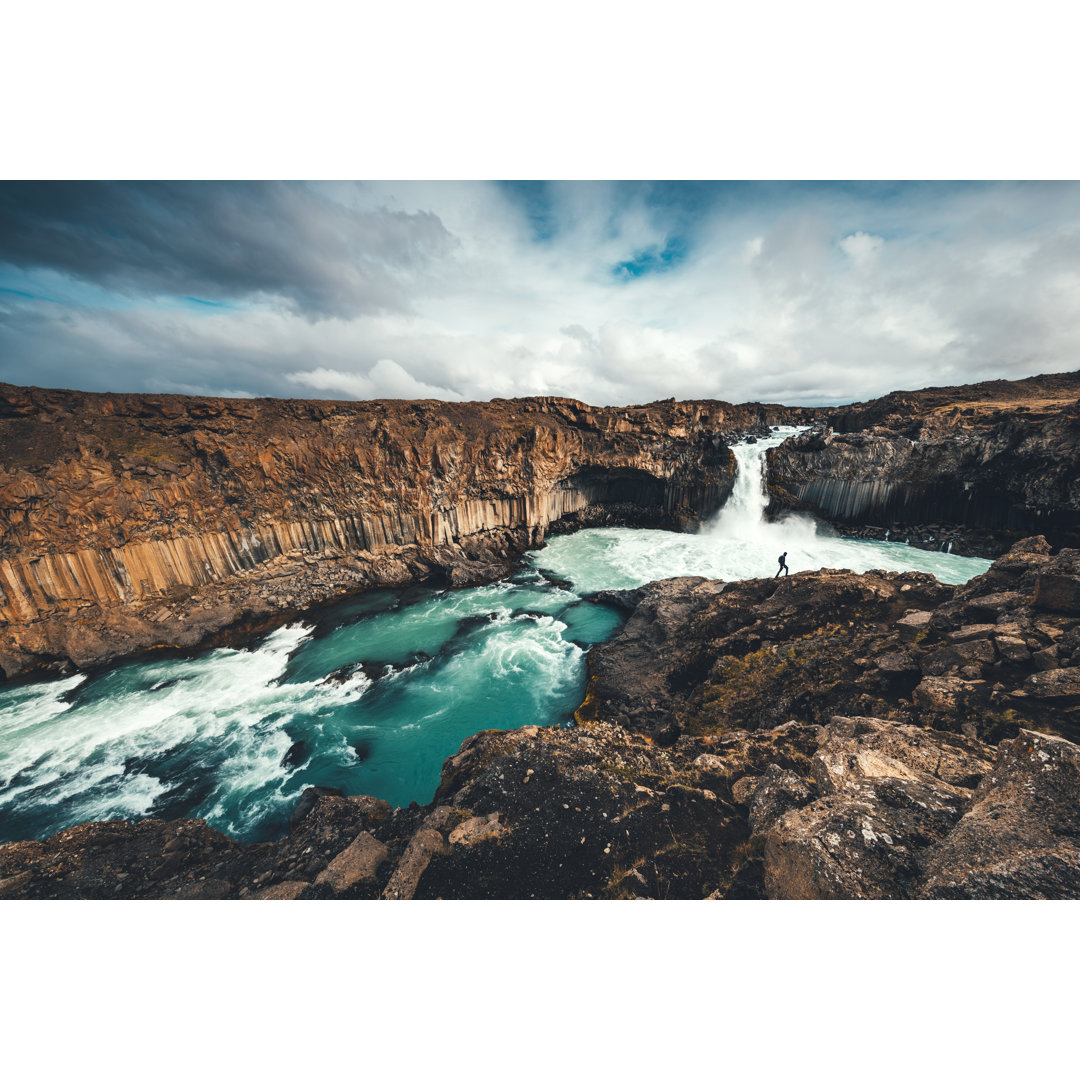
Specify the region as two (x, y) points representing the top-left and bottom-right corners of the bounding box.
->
(766, 372), (1080, 555)
(0, 384), (810, 678)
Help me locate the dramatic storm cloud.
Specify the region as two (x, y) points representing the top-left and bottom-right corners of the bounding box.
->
(0, 182), (454, 318)
(2, 180), (1079, 406)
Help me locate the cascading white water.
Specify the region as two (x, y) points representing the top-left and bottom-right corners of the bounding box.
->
(710, 427), (805, 534)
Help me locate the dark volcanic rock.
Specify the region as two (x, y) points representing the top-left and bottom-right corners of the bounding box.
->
(288, 786), (346, 831)
(579, 568), (954, 736)
(761, 716), (993, 900)
(1034, 573), (1080, 614)
(737, 763), (815, 834)
(315, 832), (390, 897)
(918, 730), (1080, 899)
(767, 372), (1080, 554)
(280, 741), (308, 769)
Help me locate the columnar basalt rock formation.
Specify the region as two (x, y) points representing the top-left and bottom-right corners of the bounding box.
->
(0, 383), (810, 677)
(766, 371), (1080, 555)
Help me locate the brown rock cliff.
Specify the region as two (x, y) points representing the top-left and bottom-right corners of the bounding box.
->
(0, 383), (811, 676)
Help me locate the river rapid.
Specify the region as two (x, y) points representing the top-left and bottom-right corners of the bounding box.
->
(0, 428), (992, 844)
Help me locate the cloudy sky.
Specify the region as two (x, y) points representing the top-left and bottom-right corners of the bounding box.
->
(1, 180), (1078, 407)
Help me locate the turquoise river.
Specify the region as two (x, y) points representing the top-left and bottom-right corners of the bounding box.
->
(0, 429), (992, 844)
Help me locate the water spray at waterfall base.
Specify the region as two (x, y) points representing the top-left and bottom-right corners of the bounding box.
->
(704, 427), (833, 579)
(534, 428), (991, 592)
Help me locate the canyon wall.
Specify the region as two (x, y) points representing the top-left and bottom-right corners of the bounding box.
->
(0, 383), (810, 676)
(767, 373), (1080, 555)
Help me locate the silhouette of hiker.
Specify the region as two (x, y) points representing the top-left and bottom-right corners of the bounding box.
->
(775, 552), (789, 578)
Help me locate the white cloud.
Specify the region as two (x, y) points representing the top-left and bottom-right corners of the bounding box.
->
(839, 231), (884, 266)
(4, 182), (1080, 407)
(285, 360), (465, 401)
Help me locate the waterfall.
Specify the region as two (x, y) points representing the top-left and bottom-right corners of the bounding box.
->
(947, 540), (953, 554)
(709, 427), (806, 534)
(711, 442), (771, 531)
(704, 424), (825, 566)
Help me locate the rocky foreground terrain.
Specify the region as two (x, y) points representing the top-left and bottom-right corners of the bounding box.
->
(3, 533), (1080, 900)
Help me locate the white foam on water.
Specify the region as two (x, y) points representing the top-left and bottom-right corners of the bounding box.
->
(0, 622), (376, 836)
(462, 613), (581, 700)
(0, 672), (87, 740)
(532, 426), (993, 592)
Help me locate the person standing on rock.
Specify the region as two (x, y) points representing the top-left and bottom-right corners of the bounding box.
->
(775, 552), (789, 578)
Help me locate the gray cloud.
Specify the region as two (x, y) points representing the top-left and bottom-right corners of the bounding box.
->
(0, 181), (456, 318)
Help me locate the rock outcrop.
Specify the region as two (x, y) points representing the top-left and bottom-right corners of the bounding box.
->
(767, 371), (1080, 555)
(0, 383), (810, 678)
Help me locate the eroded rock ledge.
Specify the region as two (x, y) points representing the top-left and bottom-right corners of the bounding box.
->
(5, 536), (1080, 900)
(766, 371), (1080, 556)
(0, 384), (811, 678)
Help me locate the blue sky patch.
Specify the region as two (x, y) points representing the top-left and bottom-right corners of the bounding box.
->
(612, 235), (689, 279)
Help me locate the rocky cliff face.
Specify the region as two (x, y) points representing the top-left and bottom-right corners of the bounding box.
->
(5, 537), (1080, 900)
(0, 383), (810, 678)
(767, 371), (1080, 555)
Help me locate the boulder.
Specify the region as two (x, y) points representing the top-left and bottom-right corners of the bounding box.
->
(811, 716), (994, 793)
(1034, 574), (1080, 615)
(763, 790), (961, 900)
(1008, 535), (1053, 555)
(919, 730), (1080, 898)
(448, 812), (509, 847)
(761, 716), (992, 899)
(382, 829), (448, 900)
(1033, 644), (1060, 671)
(896, 610), (933, 641)
(315, 832), (389, 895)
(744, 764), (814, 834)
(961, 592), (1027, 622)
(876, 650), (920, 675)
(1022, 668), (1080, 700)
(693, 754), (727, 774)
(280, 740), (308, 769)
(913, 675), (985, 713)
(994, 635), (1031, 663)
(921, 638), (996, 676)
